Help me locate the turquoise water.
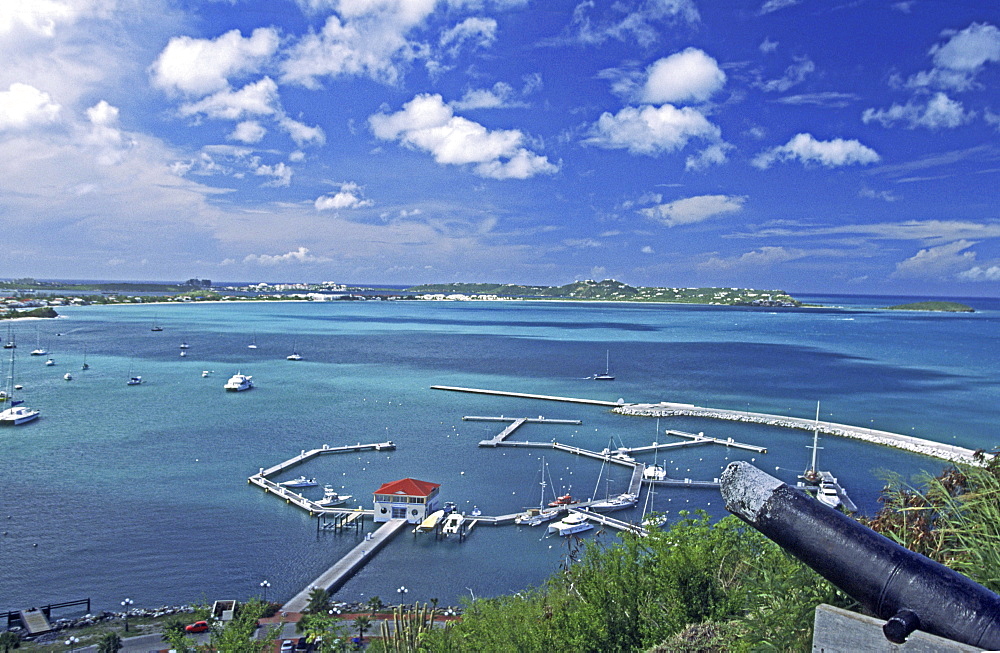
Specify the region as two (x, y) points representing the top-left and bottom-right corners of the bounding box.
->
(1, 297), (998, 612)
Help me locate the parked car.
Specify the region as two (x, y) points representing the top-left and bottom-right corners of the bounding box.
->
(185, 620), (209, 633)
(280, 640), (296, 653)
(295, 637), (311, 651)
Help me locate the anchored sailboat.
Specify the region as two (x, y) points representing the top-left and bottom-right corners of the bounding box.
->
(0, 348), (40, 425)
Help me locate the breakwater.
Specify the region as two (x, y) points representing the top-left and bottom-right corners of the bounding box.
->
(615, 402), (981, 465)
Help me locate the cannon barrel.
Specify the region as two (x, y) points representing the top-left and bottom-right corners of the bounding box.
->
(720, 461), (1000, 648)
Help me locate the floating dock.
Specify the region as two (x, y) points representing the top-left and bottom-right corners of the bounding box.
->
(281, 518), (408, 613)
(433, 385), (622, 407)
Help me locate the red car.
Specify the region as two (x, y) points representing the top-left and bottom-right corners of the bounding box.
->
(185, 620), (210, 633)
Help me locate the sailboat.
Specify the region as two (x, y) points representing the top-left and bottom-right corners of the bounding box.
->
(515, 457), (562, 525)
(150, 315), (163, 332)
(0, 348), (40, 425)
(247, 333), (258, 349)
(642, 422), (667, 528)
(286, 343), (302, 361)
(30, 327), (46, 356)
(3, 324), (15, 349)
(798, 402), (845, 510)
(81, 346), (89, 370)
(592, 350), (614, 380)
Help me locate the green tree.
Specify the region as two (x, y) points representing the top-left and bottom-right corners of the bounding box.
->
(0, 631), (20, 652)
(306, 587), (331, 614)
(353, 615), (372, 643)
(96, 631), (123, 653)
(367, 596), (384, 615)
(298, 612), (350, 652)
(209, 598), (279, 653)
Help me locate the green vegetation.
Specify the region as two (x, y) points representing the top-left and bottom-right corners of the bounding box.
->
(408, 279), (800, 306)
(883, 301), (974, 312)
(1, 307), (58, 320)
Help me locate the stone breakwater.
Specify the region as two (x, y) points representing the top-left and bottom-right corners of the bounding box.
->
(614, 402), (983, 466)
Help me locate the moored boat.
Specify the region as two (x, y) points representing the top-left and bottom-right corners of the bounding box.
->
(0, 348), (39, 425)
(441, 511), (464, 535)
(416, 509), (446, 533)
(548, 493), (578, 508)
(224, 373), (253, 391)
(547, 512), (594, 536)
(316, 485), (351, 507)
(280, 476), (317, 488)
(589, 492), (638, 513)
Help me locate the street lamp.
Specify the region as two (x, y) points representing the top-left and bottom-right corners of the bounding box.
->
(65, 636), (80, 652)
(121, 597), (133, 632)
(260, 580), (271, 603)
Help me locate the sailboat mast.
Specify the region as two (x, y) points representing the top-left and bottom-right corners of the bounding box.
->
(539, 457), (547, 509)
(809, 401), (820, 474)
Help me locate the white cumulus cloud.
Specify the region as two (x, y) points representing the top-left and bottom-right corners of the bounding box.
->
(640, 194), (746, 227)
(905, 22), (1000, 91)
(315, 182), (374, 211)
(893, 240), (978, 279)
(584, 103), (720, 156)
(0, 82), (61, 129)
(958, 265), (1000, 281)
(699, 246), (807, 270)
(150, 28), (280, 96)
(752, 133), (879, 168)
(229, 120), (267, 144)
(639, 48), (726, 105)
(369, 93), (558, 179)
(862, 92), (973, 130)
(178, 77), (280, 121)
(243, 246), (331, 266)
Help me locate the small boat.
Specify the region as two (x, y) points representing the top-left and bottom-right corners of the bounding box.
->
(441, 511), (464, 536)
(247, 333), (258, 349)
(150, 317), (163, 332)
(817, 481), (842, 509)
(30, 328), (46, 355)
(591, 350), (614, 380)
(201, 370), (211, 378)
(3, 325), (15, 349)
(224, 373), (253, 391)
(63, 372), (72, 381)
(286, 351), (302, 361)
(81, 346), (89, 370)
(548, 493), (578, 508)
(179, 342), (189, 349)
(316, 484), (351, 507)
(416, 509), (446, 533)
(127, 376), (142, 385)
(470, 506), (482, 517)
(280, 476), (317, 488)
(643, 464), (667, 481)
(547, 512), (594, 536)
(179, 351), (186, 357)
(44, 357), (55, 366)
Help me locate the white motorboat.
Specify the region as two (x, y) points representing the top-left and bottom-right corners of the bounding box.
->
(547, 512), (594, 536)
(643, 464), (667, 481)
(280, 476), (317, 488)
(817, 482), (842, 509)
(515, 506), (562, 526)
(127, 376), (142, 385)
(441, 511), (464, 536)
(224, 373), (253, 391)
(316, 485), (351, 507)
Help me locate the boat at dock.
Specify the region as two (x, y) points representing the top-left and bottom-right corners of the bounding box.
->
(798, 401), (854, 511)
(316, 485), (351, 507)
(280, 476), (317, 488)
(589, 491), (638, 513)
(515, 456), (564, 525)
(547, 512), (594, 536)
(548, 493), (578, 508)
(415, 509), (445, 533)
(441, 511), (464, 536)
(643, 464), (667, 481)
(224, 373), (253, 391)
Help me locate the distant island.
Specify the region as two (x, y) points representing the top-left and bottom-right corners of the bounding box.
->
(883, 301), (974, 313)
(407, 279), (801, 306)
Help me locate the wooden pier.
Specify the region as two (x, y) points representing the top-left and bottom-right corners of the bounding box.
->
(282, 518), (408, 612)
(569, 508), (645, 537)
(467, 415), (583, 447)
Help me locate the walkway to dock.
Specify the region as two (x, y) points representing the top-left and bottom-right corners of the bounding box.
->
(282, 519), (408, 613)
(569, 508), (645, 537)
(465, 415), (583, 447)
(433, 385), (622, 407)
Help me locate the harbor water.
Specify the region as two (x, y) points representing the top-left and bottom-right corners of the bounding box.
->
(1, 295), (998, 612)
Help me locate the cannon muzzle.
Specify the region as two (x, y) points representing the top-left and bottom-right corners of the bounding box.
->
(720, 461), (1000, 648)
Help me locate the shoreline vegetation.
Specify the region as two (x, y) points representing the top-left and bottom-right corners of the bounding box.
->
(883, 300), (975, 312)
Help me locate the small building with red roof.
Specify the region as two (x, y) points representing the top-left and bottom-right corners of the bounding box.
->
(373, 478), (441, 523)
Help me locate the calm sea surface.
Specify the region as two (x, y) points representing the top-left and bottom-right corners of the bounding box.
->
(1, 295), (998, 612)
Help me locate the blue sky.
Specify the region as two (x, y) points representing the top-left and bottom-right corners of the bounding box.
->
(2, 0), (999, 296)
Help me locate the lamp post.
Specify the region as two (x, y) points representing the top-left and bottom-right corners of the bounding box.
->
(65, 636), (80, 652)
(260, 580), (271, 603)
(121, 597), (133, 632)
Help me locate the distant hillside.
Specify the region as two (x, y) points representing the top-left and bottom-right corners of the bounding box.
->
(407, 280), (800, 306)
(884, 301), (974, 313)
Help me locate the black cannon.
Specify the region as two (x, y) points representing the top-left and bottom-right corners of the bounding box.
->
(720, 461), (1000, 648)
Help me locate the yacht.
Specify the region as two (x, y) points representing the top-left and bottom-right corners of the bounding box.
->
(279, 476), (317, 488)
(589, 492), (638, 513)
(224, 373), (253, 391)
(3, 325), (15, 349)
(547, 512), (594, 536)
(316, 485), (351, 507)
(514, 506), (561, 526)
(441, 511), (465, 536)
(643, 464), (667, 481)
(30, 328), (46, 356)
(817, 482), (842, 509)
(591, 350), (615, 380)
(1, 349), (39, 425)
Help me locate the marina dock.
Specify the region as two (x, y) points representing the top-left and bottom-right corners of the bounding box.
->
(569, 508), (645, 537)
(281, 518), (408, 613)
(433, 385), (622, 407)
